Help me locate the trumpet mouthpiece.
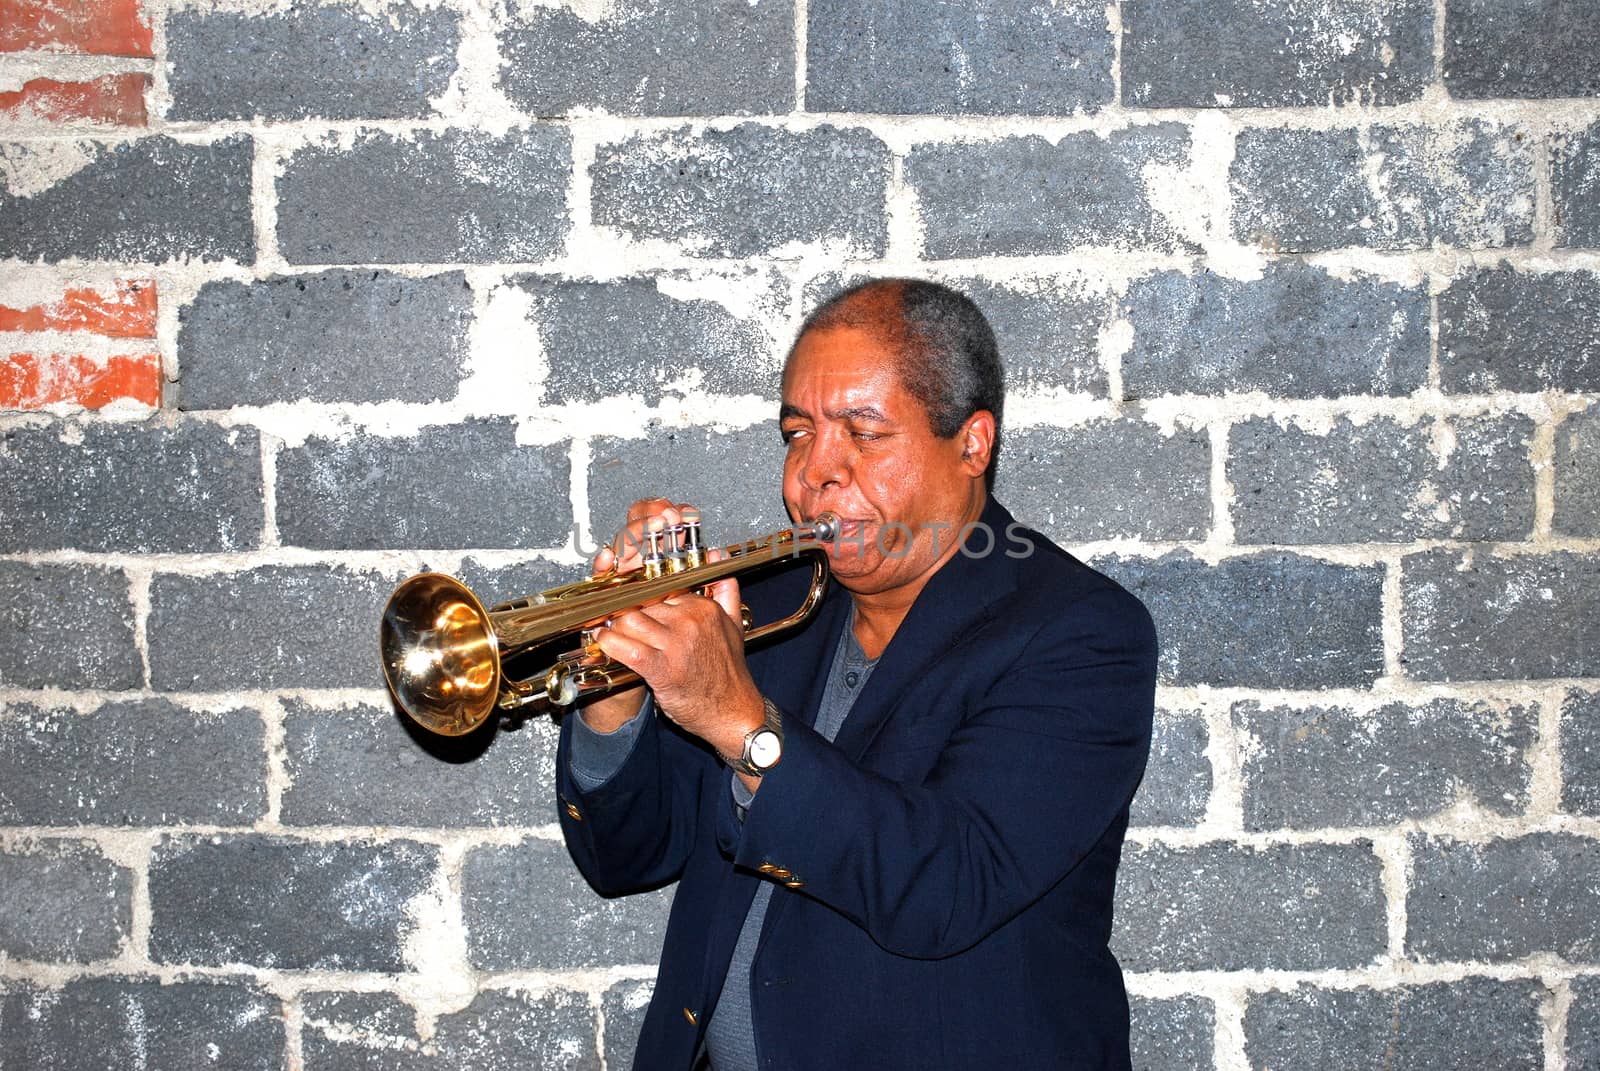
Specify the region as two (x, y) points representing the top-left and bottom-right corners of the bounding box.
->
(809, 512), (841, 542)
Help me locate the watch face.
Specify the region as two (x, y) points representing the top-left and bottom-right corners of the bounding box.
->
(749, 729), (782, 769)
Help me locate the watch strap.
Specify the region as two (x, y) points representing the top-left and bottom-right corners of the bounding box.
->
(727, 697), (784, 776)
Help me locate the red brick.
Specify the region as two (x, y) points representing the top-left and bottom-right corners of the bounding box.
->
(0, 73), (148, 124)
(0, 0), (154, 57)
(0, 352), (162, 409)
(0, 280), (157, 338)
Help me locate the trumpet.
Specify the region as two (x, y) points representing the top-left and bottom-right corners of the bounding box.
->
(380, 511), (841, 736)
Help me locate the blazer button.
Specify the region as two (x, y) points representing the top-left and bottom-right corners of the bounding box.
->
(564, 802), (582, 821)
(682, 1007), (699, 1026)
(758, 862), (779, 874)
(770, 867), (792, 880)
(783, 878), (805, 889)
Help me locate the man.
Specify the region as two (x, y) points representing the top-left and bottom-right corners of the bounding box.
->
(556, 279), (1157, 1069)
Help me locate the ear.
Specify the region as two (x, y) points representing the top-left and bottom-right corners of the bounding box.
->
(956, 410), (996, 477)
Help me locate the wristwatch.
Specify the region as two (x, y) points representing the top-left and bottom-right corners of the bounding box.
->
(727, 697), (784, 776)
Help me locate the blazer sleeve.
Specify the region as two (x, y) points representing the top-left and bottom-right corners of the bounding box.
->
(727, 583), (1157, 959)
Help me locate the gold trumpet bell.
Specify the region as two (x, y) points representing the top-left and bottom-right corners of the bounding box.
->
(381, 573), (502, 736)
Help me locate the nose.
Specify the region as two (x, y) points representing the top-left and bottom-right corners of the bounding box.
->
(799, 429), (849, 492)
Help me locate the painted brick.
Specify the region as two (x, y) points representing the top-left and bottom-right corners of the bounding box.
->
(1400, 549), (1600, 681)
(907, 125), (1194, 258)
(1407, 832), (1600, 962)
(456, 556), (588, 606)
(281, 700), (558, 827)
(0, 0), (153, 57)
(806, 0), (1113, 115)
(591, 123), (890, 258)
(1096, 552), (1385, 688)
(0, 135), (253, 263)
(1124, 0), (1432, 108)
(0, 698), (265, 825)
(1112, 841), (1386, 970)
(499, 0), (791, 116)
(994, 420), (1212, 541)
(166, 5), (458, 121)
(1554, 120), (1600, 248)
(177, 269), (472, 407)
(1122, 262), (1429, 399)
(1129, 707), (1211, 828)
(1244, 980), (1546, 1070)
(1131, 995), (1215, 1071)
(1438, 267), (1600, 392)
(521, 273), (783, 405)
(589, 422), (788, 542)
(1228, 414), (1535, 544)
(0, 279), (156, 336)
(276, 421), (571, 550)
(1572, 975), (1600, 1070)
(603, 979), (654, 1067)
(0, 73), (148, 125)
(1558, 408), (1600, 537)
(0, 841), (130, 962)
(1562, 689), (1600, 818)
(0, 562), (140, 690)
(0, 419), (262, 552)
(1231, 122), (1535, 251)
(0, 978), (283, 1070)
(0, 352), (160, 409)
(1444, 0), (1600, 99)
(149, 834), (437, 970)
(302, 989), (599, 1070)
(276, 126), (570, 264)
(1236, 698), (1536, 831)
(462, 838), (671, 970)
(148, 565), (392, 691)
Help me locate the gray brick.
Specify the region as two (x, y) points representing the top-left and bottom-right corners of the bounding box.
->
(149, 834), (437, 970)
(1130, 708), (1211, 828)
(1572, 974), (1600, 1070)
(276, 421), (571, 550)
(1096, 552), (1385, 688)
(277, 126), (570, 264)
(591, 123), (889, 258)
(1562, 689), (1600, 817)
(1125, 0), (1432, 108)
(0, 977), (283, 1071)
(1231, 122), (1535, 251)
(603, 979), (654, 1068)
(907, 125), (1194, 258)
(1438, 267), (1600, 392)
(1445, 0), (1600, 99)
(1400, 549), (1600, 681)
(457, 556), (588, 606)
(0, 841), (130, 962)
(178, 270), (473, 407)
(302, 988), (599, 1070)
(995, 421), (1211, 541)
(0, 419), (262, 553)
(462, 838), (670, 970)
(520, 273), (784, 405)
(166, 5), (458, 121)
(148, 565), (392, 691)
(1244, 979), (1545, 1071)
(282, 700), (557, 826)
(1555, 121), (1600, 247)
(1558, 408), (1600, 537)
(1229, 414), (1534, 544)
(806, 0), (1113, 115)
(589, 422), (788, 543)
(1122, 263), (1430, 399)
(499, 0), (791, 116)
(1237, 698), (1536, 831)
(1408, 832), (1600, 962)
(0, 698), (265, 826)
(1113, 841), (1386, 971)
(0, 562), (140, 690)
(1131, 995), (1214, 1071)
(0, 135), (253, 263)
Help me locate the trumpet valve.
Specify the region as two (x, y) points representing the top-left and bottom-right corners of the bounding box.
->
(642, 521), (668, 579)
(681, 509), (705, 568)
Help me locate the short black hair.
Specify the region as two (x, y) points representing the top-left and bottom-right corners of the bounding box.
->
(790, 278), (1005, 484)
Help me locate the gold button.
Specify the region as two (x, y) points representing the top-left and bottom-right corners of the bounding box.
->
(758, 863), (778, 874)
(565, 802), (582, 821)
(683, 1007), (699, 1026)
(784, 878), (805, 889)
(771, 867), (792, 880)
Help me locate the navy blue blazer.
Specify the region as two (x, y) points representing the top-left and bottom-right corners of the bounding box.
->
(556, 497), (1157, 1069)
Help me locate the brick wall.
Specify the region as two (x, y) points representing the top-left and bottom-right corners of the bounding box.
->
(1, 0), (1597, 1067)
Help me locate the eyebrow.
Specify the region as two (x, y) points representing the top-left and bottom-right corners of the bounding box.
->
(778, 403), (890, 424)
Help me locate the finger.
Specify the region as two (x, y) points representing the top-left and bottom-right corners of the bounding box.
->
(591, 544), (615, 577)
(605, 605), (677, 650)
(701, 546), (743, 625)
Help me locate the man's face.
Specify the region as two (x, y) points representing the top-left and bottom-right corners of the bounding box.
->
(780, 323), (984, 596)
